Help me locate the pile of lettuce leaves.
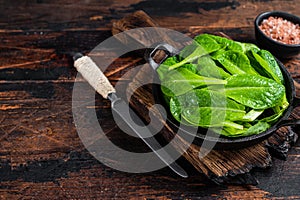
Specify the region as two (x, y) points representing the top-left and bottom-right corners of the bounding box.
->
(157, 33), (289, 137)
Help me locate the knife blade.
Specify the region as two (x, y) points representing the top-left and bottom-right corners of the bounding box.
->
(73, 53), (188, 178)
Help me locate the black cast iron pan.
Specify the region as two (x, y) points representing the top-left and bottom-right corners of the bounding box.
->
(148, 43), (300, 150)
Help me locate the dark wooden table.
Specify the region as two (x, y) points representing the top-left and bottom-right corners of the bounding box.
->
(0, 0), (300, 199)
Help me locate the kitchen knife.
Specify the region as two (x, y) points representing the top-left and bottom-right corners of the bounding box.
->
(73, 53), (188, 178)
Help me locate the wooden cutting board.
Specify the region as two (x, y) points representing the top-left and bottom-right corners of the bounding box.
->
(109, 10), (300, 184)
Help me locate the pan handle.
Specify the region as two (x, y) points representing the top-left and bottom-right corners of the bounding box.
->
(276, 119), (300, 129)
(147, 43), (179, 70)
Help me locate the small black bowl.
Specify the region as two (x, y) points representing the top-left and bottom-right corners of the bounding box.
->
(254, 11), (300, 58)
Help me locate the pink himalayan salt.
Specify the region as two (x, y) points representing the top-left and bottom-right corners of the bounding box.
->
(259, 16), (300, 45)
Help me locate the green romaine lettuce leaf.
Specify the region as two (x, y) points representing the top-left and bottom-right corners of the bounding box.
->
(224, 74), (285, 109)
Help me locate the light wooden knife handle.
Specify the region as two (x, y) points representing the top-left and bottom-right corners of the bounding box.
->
(74, 55), (116, 99)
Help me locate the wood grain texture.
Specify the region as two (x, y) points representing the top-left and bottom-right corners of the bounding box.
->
(0, 0), (300, 199)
